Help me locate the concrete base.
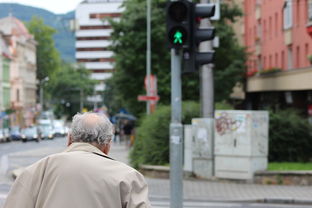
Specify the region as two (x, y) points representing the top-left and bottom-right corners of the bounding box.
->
(193, 158), (213, 179)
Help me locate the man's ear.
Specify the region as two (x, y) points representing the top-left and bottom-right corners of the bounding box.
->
(67, 134), (73, 147)
(101, 143), (111, 155)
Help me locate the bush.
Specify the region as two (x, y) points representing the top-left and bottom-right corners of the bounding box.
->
(269, 109), (312, 162)
(130, 101), (200, 168)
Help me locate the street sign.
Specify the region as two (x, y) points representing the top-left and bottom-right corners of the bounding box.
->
(137, 95), (160, 101)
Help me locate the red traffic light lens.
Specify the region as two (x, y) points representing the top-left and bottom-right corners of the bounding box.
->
(168, 1), (188, 22)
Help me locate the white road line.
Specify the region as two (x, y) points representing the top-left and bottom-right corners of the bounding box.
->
(0, 155), (8, 174)
(0, 193), (7, 199)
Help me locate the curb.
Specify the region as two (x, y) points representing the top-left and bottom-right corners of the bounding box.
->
(149, 195), (312, 205)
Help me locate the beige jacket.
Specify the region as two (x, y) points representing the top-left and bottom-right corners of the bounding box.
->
(3, 143), (151, 208)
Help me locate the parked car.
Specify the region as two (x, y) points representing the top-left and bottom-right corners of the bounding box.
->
(21, 126), (41, 142)
(0, 128), (10, 142)
(53, 120), (66, 137)
(4, 128), (10, 142)
(40, 126), (54, 140)
(0, 130), (5, 142)
(10, 126), (22, 140)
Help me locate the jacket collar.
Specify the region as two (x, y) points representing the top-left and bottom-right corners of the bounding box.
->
(64, 142), (113, 160)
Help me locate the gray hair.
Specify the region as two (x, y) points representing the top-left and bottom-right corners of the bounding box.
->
(70, 112), (113, 145)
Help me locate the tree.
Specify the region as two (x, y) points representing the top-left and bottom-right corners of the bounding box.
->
(49, 63), (97, 118)
(26, 16), (61, 82)
(104, 0), (246, 115)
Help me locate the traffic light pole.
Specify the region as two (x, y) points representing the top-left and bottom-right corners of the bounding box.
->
(146, 0), (151, 114)
(170, 49), (183, 208)
(199, 0), (215, 175)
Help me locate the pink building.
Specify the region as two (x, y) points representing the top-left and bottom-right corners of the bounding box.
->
(243, 0), (312, 119)
(0, 16), (37, 127)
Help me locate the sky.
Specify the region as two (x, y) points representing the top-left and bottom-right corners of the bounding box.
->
(0, 0), (83, 14)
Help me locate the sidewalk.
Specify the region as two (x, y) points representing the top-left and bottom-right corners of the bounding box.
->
(9, 142), (312, 205)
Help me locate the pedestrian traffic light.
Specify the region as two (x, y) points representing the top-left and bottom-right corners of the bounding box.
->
(183, 3), (216, 73)
(166, 0), (193, 49)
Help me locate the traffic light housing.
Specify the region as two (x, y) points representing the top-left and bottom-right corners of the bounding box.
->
(183, 3), (216, 73)
(166, 0), (193, 49)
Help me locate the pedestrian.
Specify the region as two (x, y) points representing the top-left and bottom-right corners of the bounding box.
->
(3, 112), (151, 208)
(122, 120), (134, 147)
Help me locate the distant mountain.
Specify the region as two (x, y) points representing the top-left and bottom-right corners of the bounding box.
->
(0, 3), (75, 62)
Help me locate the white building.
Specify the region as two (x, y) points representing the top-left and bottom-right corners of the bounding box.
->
(75, 0), (124, 104)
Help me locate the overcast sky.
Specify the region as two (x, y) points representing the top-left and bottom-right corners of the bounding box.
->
(0, 0), (83, 14)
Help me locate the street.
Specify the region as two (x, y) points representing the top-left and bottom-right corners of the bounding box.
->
(0, 137), (66, 207)
(0, 138), (312, 208)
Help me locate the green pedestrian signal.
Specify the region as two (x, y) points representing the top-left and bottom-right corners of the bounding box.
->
(173, 31), (183, 44)
(166, 0), (192, 49)
(168, 26), (187, 47)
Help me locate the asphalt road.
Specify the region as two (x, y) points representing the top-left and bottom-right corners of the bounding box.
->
(1, 139), (312, 208)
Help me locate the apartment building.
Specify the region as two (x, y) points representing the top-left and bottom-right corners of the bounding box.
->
(75, 0), (124, 105)
(0, 32), (11, 128)
(243, 0), (312, 119)
(0, 16), (37, 127)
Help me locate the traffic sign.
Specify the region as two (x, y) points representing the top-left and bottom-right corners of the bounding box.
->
(137, 95), (160, 101)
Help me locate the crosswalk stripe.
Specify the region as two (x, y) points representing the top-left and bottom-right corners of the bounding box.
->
(0, 193), (7, 199)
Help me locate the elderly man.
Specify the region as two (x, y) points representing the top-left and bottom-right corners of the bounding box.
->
(3, 112), (151, 208)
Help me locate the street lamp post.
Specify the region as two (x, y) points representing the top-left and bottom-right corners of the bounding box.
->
(39, 77), (49, 111)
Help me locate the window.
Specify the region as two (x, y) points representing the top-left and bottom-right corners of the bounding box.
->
(283, 0), (292, 29)
(269, 55), (272, 68)
(269, 16), (272, 39)
(263, 56), (266, 69)
(281, 50), (285, 69)
(257, 56), (262, 71)
(305, 43), (309, 65)
(296, 46), (300, 68)
(275, 13), (278, 36)
(296, 0), (300, 26)
(16, 89), (20, 102)
(287, 46), (293, 70)
(275, 53), (278, 67)
(263, 19), (267, 41)
(308, 0), (312, 21)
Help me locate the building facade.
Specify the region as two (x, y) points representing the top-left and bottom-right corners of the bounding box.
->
(75, 0), (124, 105)
(0, 16), (37, 127)
(0, 32), (11, 128)
(243, 0), (312, 119)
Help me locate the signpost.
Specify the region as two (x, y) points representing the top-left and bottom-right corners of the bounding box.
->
(137, 95), (160, 102)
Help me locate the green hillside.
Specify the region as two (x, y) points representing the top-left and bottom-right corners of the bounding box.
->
(0, 3), (75, 62)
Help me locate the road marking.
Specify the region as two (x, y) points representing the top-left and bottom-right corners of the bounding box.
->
(0, 193), (7, 199)
(0, 155), (8, 174)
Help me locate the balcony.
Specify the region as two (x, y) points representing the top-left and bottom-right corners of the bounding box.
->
(76, 40), (111, 48)
(76, 51), (113, 59)
(84, 62), (114, 70)
(76, 29), (112, 37)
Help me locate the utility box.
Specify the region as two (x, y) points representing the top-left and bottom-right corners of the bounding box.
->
(214, 110), (269, 180)
(192, 118), (214, 179)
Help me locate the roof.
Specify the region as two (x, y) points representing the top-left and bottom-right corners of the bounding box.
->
(0, 16), (33, 39)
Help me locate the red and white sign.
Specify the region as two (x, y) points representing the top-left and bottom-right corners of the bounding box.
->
(144, 75), (157, 96)
(137, 95), (160, 102)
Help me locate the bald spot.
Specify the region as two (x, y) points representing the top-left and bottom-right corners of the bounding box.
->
(83, 113), (102, 127)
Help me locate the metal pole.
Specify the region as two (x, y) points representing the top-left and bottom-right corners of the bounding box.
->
(170, 49), (183, 208)
(199, 0), (215, 176)
(40, 84), (43, 110)
(80, 89), (84, 112)
(146, 0), (151, 114)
